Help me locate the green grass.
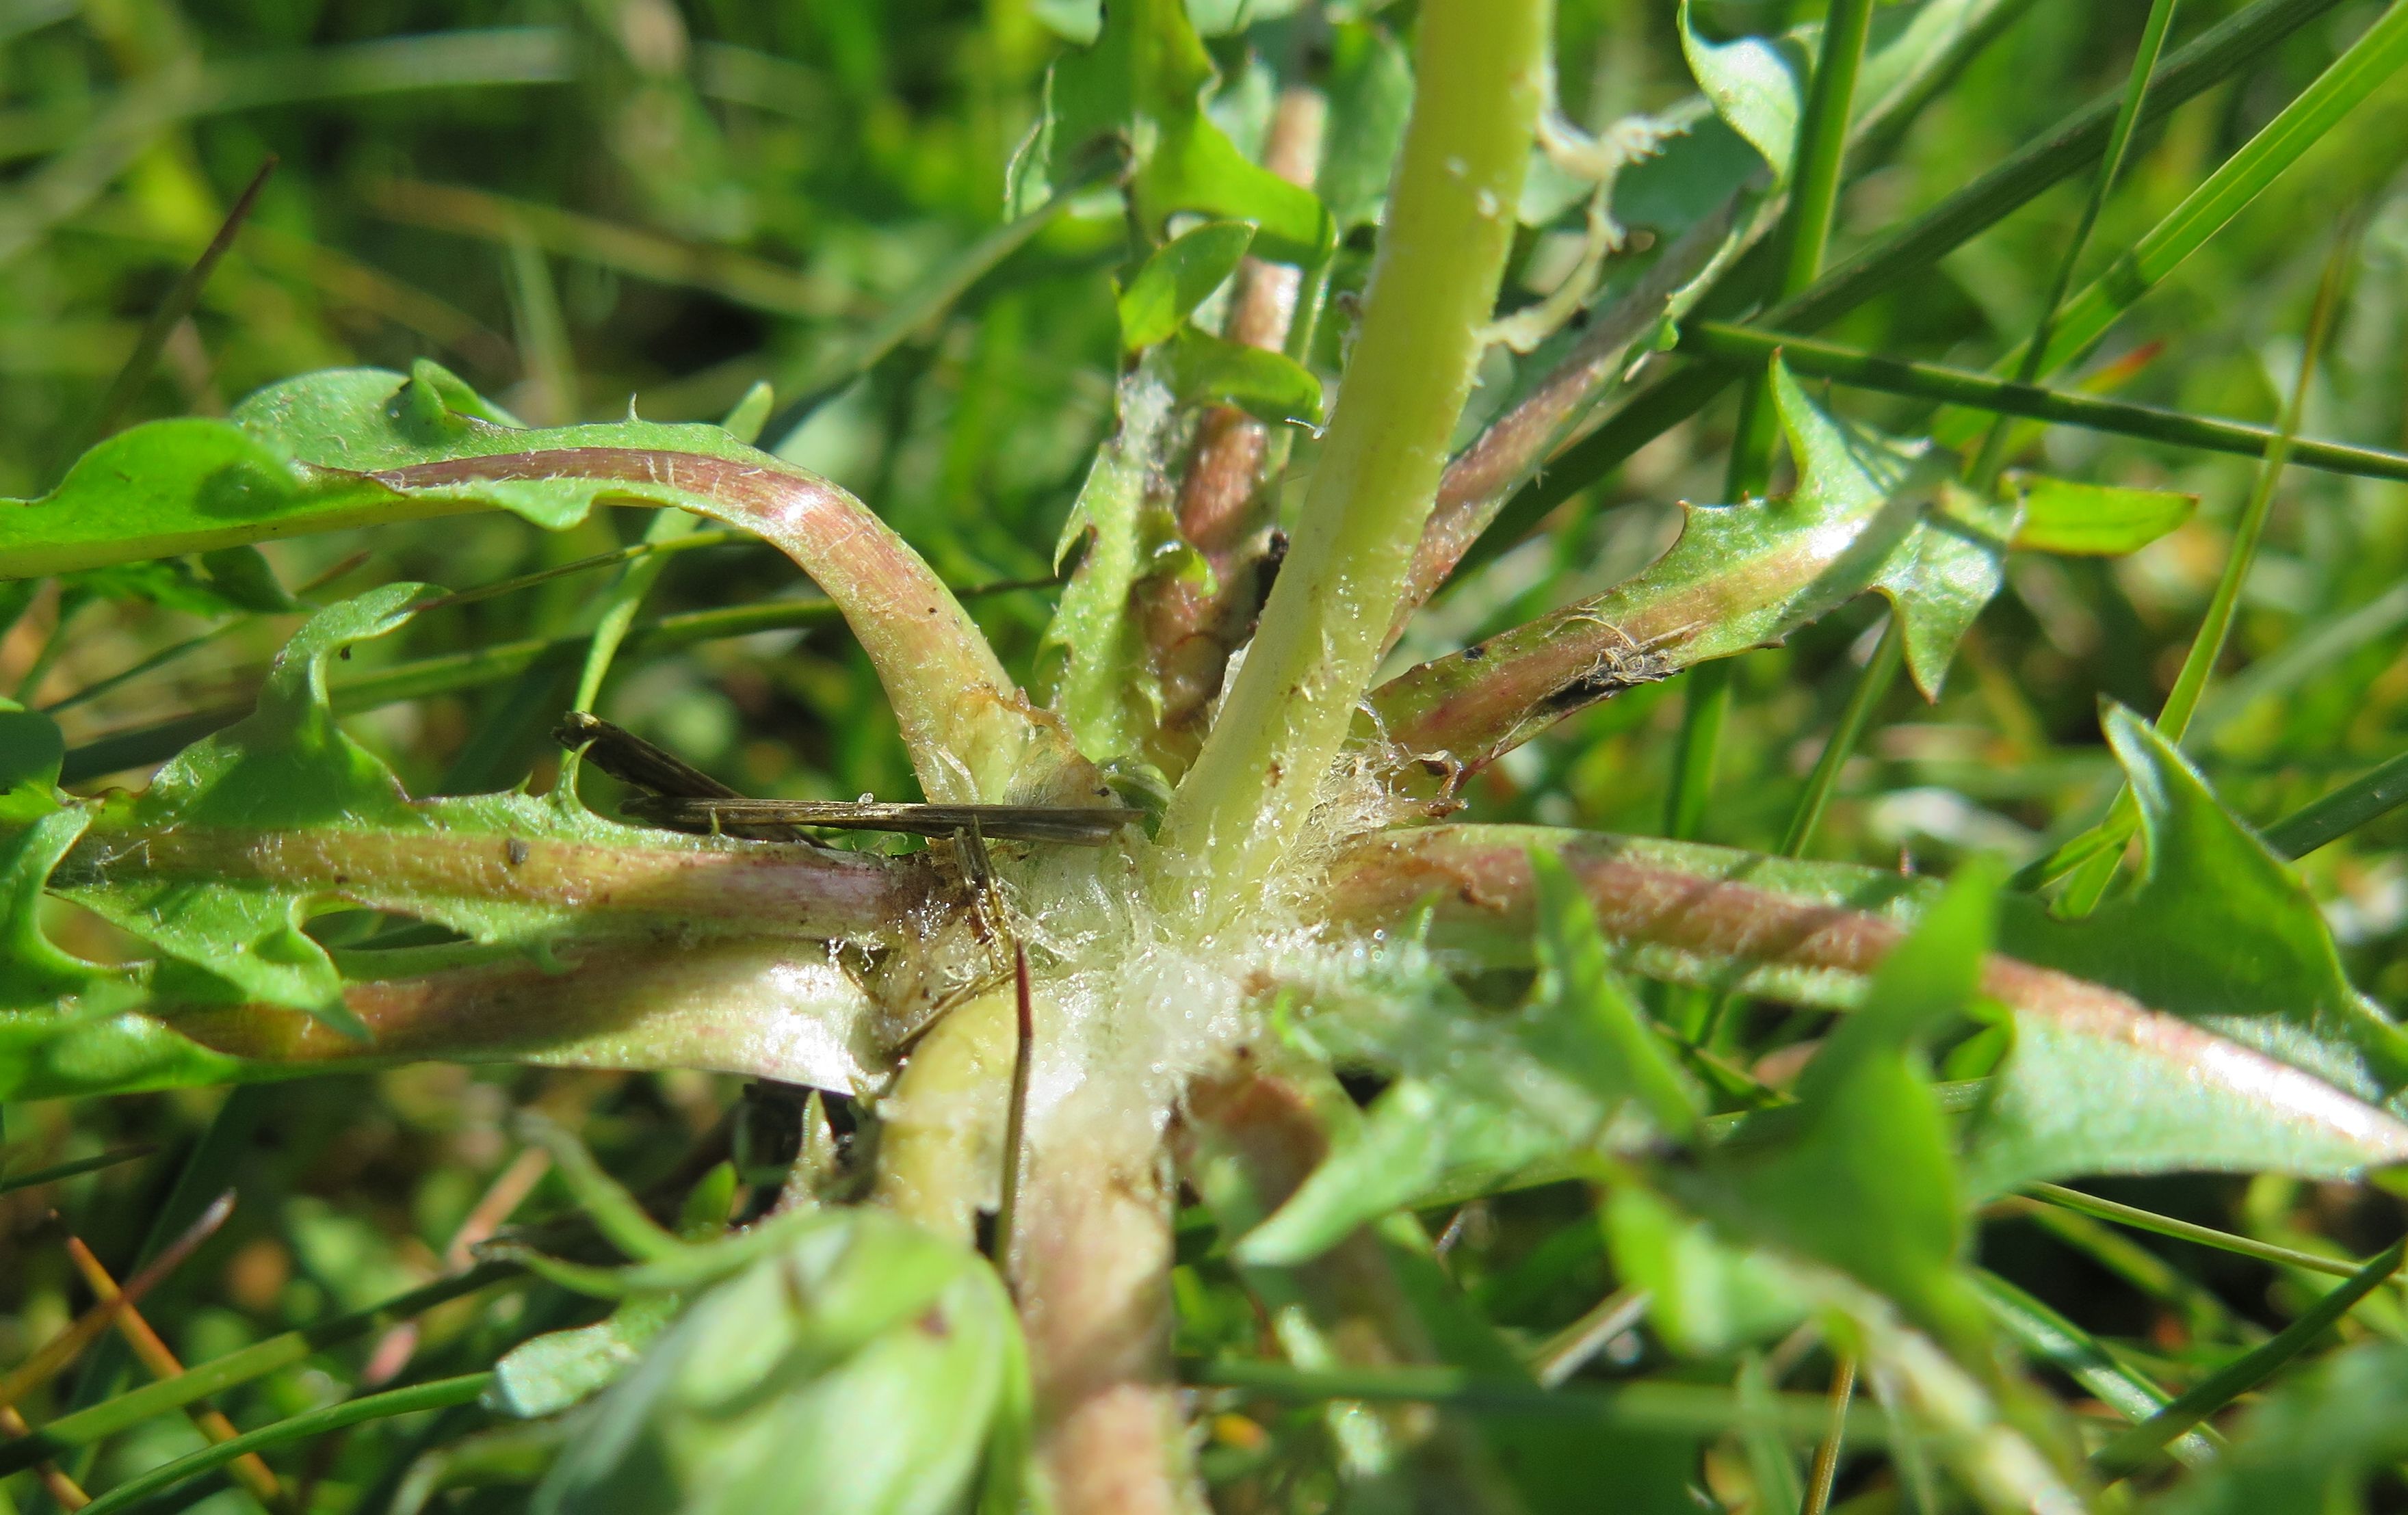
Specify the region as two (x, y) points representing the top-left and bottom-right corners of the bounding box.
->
(6, 1), (2408, 1512)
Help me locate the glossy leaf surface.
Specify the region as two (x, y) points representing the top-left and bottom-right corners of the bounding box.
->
(1679, 0), (1807, 185)
(1116, 220), (1255, 350)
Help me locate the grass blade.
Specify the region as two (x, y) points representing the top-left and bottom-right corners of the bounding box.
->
(1667, 0), (1875, 1040)
(59, 573), (1061, 787)
(1185, 1358), (1887, 1444)
(75, 1373), (490, 1515)
(68, 155), (274, 456)
(1974, 1271), (2217, 1466)
(0, 1146), (155, 1196)
(55, 1088), (276, 1436)
(0, 1265), (520, 1479)
(368, 176), (837, 321)
(1674, 319), (2408, 482)
(0, 1403), (89, 1510)
(2013, 0), (2408, 387)
(2089, 1233), (2407, 1478)
(64, 1235), (285, 1510)
(1777, 619), (1903, 860)
(1721, 0), (1878, 501)
(1775, 0), (2170, 873)
(2020, 1183), (2375, 1280)
(410, 528), (752, 614)
(761, 146), (1118, 443)
(0, 1191), (234, 1416)
(1801, 1354), (1855, 1515)
(2046, 215), (2355, 906)
(2262, 748), (2408, 858)
(1458, 0), (2349, 582)
(500, 226), (575, 425)
(1530, 1286), (1651, 1389)
(0, 32), (573, 165)
(1965, 0), (2180, 485)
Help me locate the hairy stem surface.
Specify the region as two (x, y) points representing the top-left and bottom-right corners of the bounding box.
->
(1149, 0), (1547, 927)
(370, 449), (1098, 807)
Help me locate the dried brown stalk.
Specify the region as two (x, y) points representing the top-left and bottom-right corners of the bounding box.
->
(0, 1404), (90, 1509)
(0, 1191), (235, 1416)
(66, 1233), (288, 1510)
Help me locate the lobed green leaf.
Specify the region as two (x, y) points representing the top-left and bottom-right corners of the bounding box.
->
(1007, 0), (1331, 263)
(4, 359), (1090, 807)
(1371, 358), (2011, 780)
(1116, 220), (1255, 350)
(1040, 372), (1181, 765)
(2002, 707), (2408, 1096)
(1679, 0), (1808, 187)
(1683, 867), (1998, 1356)
(1321, 822), (2408, 1197)
(2006, 475), (2197, 556)
(1241, 854), (1702, 1267)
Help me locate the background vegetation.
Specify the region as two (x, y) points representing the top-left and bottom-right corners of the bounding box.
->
(6, 0), (2408, 1510)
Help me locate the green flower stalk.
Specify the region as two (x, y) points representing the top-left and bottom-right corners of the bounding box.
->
(1149, 0), (1549, 931)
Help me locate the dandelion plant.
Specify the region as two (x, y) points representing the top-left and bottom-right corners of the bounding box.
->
(7, 0), (2408, 1510)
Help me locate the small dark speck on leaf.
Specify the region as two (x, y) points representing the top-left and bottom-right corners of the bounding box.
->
(1462, 643), (1485, 661)
(339, 646), (352, 659)
(917, 1306), (950, 1339)
(505, 839), (531, 867)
